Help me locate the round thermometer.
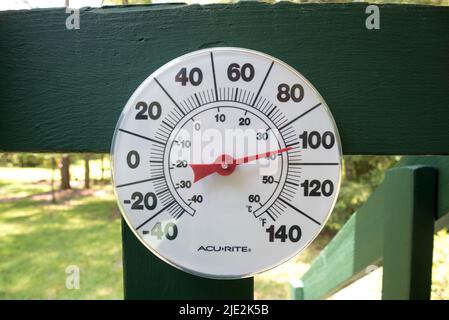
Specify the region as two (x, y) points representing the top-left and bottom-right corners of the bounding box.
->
(111, 48), (342, 279)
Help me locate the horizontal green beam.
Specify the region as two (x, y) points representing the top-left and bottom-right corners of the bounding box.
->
(0, 3), (448, 154)
(296, 184), (385, 300)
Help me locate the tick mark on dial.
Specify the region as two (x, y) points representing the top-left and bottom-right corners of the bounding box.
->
(266, 105), (277, 118)
(279, 102), (322, 131)
(154, 77), (186, 116)
(278, 197), (321, 225)
(116, 175), (164, 188)
(136, 200), (176, 230)
(210, 52), (219, 101)
(119, 128), (165, 145)
(252, 61), (274, 108)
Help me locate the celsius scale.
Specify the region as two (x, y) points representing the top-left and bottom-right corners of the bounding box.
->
(111, 48), (342, 279)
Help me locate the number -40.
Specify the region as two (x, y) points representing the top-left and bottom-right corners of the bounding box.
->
(150, 222), (178, 240)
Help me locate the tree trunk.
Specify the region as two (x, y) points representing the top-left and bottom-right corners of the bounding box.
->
(51, 157), (56, 203)
(84, 153), (90, 189)
(60, 154), (71, 190)
(101, 154), (105, 182)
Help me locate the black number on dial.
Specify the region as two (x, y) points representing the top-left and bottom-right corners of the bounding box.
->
(130, 192), (157, 210)
(301, 180), (334, 197)
(227, 63), (255, 82)
(190, 195), (203, 203)
(238, 117), (251, 126)
(178, 180), (192, 189)
(299, 131), (335, 149)
(126, 150), (140, 169)
(135, 101), (161, 120)
(277, 83), (304, 103)
(266, 225), (302, 242)
(150, 222), (178, 240)
(248, 194), (261, 203)
(262, 176), (274, 184)
(215, 114), (226, 122)
(256, 132), (269, 140)
(175, 67), (203, 86)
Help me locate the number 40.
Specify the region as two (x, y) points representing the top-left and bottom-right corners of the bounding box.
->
(150, 222), (178, 240)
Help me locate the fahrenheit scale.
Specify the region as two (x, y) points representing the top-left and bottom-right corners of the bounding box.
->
(111, 48), (342, 279)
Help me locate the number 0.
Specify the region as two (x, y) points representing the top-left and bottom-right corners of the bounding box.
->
(127, 150), (140, 168)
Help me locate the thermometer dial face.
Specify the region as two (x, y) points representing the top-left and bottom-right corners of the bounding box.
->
(111, 48), (342, 279)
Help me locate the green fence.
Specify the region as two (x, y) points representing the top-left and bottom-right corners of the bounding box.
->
(0, 3), (448, 299)
(291, 157), (449, 300)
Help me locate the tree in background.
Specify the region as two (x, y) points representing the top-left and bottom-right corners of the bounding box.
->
(84, 154), (91, 189)
(100, 154), (106, 182)
(51, 157), (57, 203)
(60, 154), (71, 190)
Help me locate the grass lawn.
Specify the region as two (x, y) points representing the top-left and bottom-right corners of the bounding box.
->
(0, 165), (327, 299)
(0, 166), (447, 299)
(0, 167), (122, 299)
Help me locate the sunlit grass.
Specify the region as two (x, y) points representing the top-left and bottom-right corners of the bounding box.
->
(432, 229), (449, 300)
(0, 173), (122, 299)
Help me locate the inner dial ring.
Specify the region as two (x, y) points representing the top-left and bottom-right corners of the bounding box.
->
(163, 102), (289, 218)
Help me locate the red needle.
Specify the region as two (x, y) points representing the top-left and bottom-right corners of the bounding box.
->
(189, 147), (292, 183)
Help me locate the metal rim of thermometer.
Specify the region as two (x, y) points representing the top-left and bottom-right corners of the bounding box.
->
(111, 48), (342, 279)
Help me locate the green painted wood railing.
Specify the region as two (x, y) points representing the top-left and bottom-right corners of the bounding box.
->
(0, 3), (448, 300)
(291, 156), (449, 300)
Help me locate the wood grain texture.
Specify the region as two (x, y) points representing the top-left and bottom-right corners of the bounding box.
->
(0, 3), (448, 154)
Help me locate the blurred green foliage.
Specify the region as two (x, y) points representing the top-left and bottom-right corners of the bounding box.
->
(0, 153), (399, 231)
(0, 153), (104, 168)
(327, 155), (399, 231)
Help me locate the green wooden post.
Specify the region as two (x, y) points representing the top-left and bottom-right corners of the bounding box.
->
(290, 280), (304, 300)
(122, 220), (253, 299)
(382, 166), (437, 300)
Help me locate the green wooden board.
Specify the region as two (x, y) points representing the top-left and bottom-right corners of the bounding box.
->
(122, 220), (253, 299)
(298, 183), (385, 299)
(1, 3), (448, 154)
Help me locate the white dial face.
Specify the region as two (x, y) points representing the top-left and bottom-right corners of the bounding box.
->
(111, 48), (342, 279)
